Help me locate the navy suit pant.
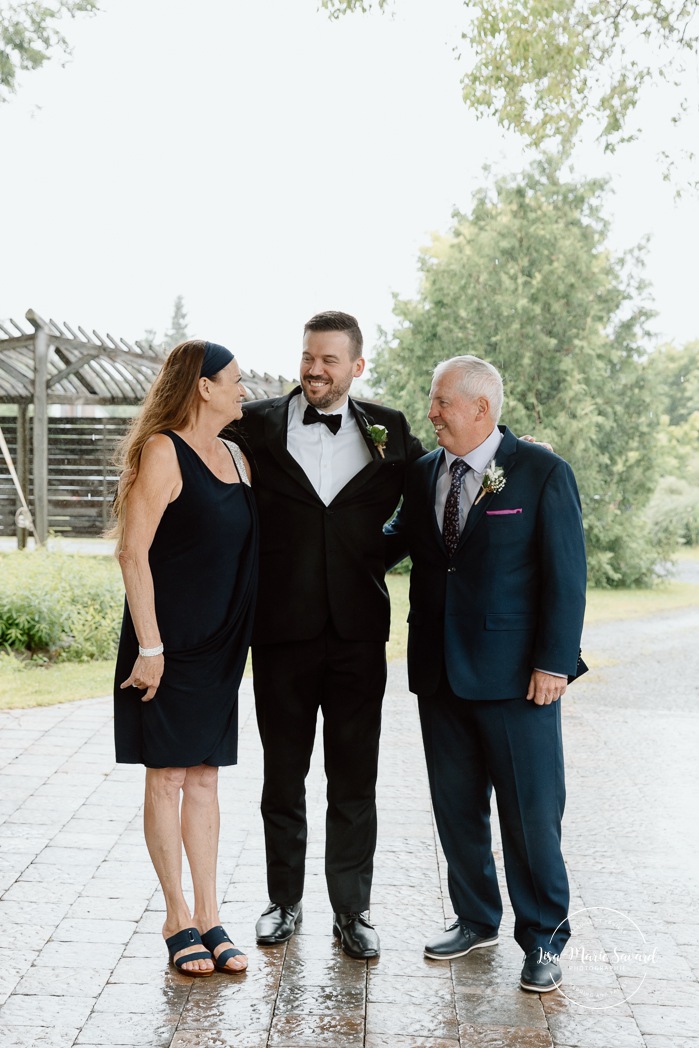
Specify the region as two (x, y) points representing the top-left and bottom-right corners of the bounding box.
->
(418, 675), (571, 955)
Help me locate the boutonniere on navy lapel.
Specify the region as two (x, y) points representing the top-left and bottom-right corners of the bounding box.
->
(365, 423), (388, 459)
(474, 459), (506, 505)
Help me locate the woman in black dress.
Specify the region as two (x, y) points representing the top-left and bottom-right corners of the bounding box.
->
(111, 340), (257, 976)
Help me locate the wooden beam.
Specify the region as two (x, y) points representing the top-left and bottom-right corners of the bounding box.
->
(32, 324), (49, 544)
(0, 356), (33, 387)
(62, 322), (85, 341)
(0, 334), (35, 349)
(16, 404), (28, 550)
(45, 394), (143, 406)
(48, 349), (101, 392)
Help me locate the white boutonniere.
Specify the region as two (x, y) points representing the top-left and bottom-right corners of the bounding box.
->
(366, 423), (388, 459)
(474, 459), (506, 505)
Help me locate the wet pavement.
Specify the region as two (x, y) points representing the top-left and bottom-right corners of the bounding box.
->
(1, 605), (698, 1047)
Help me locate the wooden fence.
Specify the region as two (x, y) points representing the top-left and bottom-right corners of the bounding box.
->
(0, 416), (129, 540)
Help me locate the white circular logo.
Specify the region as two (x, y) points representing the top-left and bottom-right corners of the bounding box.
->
(553, 906), (656, 1009)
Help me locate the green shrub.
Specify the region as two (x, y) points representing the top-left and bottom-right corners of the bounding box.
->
(0, 550), (123, 662)
(645, 477), (699, 555)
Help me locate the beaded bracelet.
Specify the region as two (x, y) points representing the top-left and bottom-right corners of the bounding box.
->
(138, 644), (164, 657)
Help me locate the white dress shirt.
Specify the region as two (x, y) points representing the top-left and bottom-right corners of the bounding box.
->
(434, 426), (504, 532)
(286, 393), (372, 505)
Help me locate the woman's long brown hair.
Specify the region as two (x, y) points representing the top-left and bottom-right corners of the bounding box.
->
(107, 339), (208, 551)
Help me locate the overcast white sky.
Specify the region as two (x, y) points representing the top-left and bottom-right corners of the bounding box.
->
(1, 0), (698, 382)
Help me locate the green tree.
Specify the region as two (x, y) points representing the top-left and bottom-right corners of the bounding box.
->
(142, 295), (190, 353)
(645, 340), (699, 427)
(643, 341), (699, 550)
(371, 159), (660, 587)
(1, 1), (98, 102)
(163, 294), (189, 350)
(322, 1), (699, 164)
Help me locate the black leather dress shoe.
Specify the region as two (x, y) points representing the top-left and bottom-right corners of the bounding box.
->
(332, 911), (380, 959)
(520, 947), (563, 992)
(424, 921), (499, 960)
(255, 901), (302, 945)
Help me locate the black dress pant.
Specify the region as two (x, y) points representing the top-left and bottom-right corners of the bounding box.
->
(252, 624), (386, 913)
(418, 674), (570, 955)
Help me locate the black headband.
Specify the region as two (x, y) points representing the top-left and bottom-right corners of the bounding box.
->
(200, 341), (234, 378)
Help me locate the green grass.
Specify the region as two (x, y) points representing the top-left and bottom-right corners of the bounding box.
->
(0, 656), (115, 710)
(584, 581), (699, 625)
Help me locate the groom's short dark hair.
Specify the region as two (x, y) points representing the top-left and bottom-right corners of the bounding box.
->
(304, 311), (363, 360)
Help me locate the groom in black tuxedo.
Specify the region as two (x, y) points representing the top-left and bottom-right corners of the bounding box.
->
(235, 311), (424, 958)
(385, 354), (587, 991)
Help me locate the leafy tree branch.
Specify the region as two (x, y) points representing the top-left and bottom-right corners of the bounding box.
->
(321, 0), (699, 160)
(0, 1), (98, 102)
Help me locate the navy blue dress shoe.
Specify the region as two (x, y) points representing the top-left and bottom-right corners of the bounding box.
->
(424, 921), (499, 960)
(255, 901), (303, 944)
(332, 911), (380, 959)
(520, 947), (563, 992)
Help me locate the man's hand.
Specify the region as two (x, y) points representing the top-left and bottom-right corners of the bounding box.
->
(521, 435), (554, 452)
(526, 670), (567, 706)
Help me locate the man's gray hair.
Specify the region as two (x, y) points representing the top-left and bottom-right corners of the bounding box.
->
(432, 355), (504, 422)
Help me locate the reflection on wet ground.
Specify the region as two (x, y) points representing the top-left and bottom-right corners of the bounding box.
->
(0, 608), (698, 1046)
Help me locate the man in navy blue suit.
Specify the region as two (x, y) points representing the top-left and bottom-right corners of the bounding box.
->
(385, 354), (587, 993)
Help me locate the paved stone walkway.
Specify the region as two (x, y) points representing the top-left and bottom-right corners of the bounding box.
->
(1, 607), (698, 1047)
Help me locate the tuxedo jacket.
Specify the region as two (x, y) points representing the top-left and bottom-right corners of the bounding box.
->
(230, 387), (424, 646)
(385, 426), (587, 699)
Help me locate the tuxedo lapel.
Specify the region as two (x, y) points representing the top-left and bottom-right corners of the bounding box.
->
(261, 389), (320, 501)
(458, 426), (519, 547)
(349, 400), (385, 462)
(329, 398), (383, 504)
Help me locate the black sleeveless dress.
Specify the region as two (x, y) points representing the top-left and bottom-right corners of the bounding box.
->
(113, 431), (258, 768)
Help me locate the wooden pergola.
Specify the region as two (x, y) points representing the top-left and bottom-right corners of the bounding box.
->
(0, 309), (290, 544)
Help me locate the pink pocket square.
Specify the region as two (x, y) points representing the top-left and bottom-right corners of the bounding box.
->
(486, 508), (523, 515)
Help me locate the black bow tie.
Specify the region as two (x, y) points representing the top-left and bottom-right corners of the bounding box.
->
(303, 404), (342, 435)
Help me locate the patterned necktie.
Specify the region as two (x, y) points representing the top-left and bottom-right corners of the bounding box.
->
(442, 458), (471, 555)
(303, 404), (342, 434)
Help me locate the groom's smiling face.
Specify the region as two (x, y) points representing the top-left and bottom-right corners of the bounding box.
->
(299, 330), (365, 412)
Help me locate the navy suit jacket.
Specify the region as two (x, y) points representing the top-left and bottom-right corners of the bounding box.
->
(385, 426), (587, 699)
